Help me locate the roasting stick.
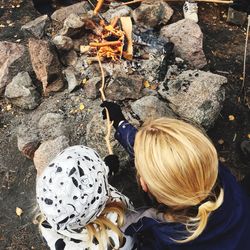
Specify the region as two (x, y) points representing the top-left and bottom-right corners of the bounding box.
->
(97, 55), (114, 155)
(115, 0), (232, 7)
(242, 15), (250, 106)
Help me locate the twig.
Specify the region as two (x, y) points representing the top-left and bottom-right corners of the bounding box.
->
(242, 15), (250, 92)
(90, 41), (122, 47)
(97, 55), (113, 154)
(94, 0), (105, 15)
(114, 0), (232, 7)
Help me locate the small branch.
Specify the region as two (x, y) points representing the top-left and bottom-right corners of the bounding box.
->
(90, 41), (122, 47)
(97, 54), (106, 101)
(104, 108), (114, 155)
(110, 16), (119, 28)
(115, 0), (233, 6)
(97, 55), (113, 155)
(94, 0), (105, 15)
(242, 15), (250, 91)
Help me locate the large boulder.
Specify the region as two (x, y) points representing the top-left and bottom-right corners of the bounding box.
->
(21, 15), (49, 38)
(4, 72), (40, 110)
(105, 73), (144, 101)
(103, 5), (132, 23)
(28, 38), (64, 95)
(158, 70), (227, 129)
(131, 95), (175, 121)
(51, 2), (91, 23)
(0, 42), (25, 95)
(160, 19), (207, 69)
(33, 136), (70, 176)
(86, 113), (130, 163)
(132, 0), (173, 29)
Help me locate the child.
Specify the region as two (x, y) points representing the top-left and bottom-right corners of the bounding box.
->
(101, 101), (250, 250)
(36, 145), (134, 249)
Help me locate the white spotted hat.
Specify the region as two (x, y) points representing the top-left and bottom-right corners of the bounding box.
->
(36, 145), (110, 234)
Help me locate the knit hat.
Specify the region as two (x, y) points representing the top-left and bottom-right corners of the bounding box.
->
(36, 146), (111, 236)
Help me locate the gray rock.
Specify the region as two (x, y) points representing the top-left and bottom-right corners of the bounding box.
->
(17, 125), (40, 153)
(28, 38), (64, 95)
(63, 67), (81, 92)
(84, 77), (101, 99)
(38, 112), (65, 140)
(103, 5), (132, 23)
(0, 42), (25, 95)
(34, 136), (69, 176)
(105, 73), (144, 101)
(132, 0), (173, 29)
(60, 13), (85, 37)
(21, 15), (49, 38)
(4, 72), (40, 110)
(86, 113), (129, 163)
(52, 35), (73, 51)
(60, 50), (78, 67)
(160, 19), (207, 69)
(158, 70), (227, 128)
(51, 2), (91, 23)
(131, 95), (175, 121)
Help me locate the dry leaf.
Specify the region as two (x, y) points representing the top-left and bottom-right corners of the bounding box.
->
(16, 207), (23, 217)
(218, 139), (224, 145)
(144, 80), (150, 88)
(79, 103), (85, 111)
(219, 157), (226, 163)
(228, 115), (235, 121)
(6, 104), (12, 111)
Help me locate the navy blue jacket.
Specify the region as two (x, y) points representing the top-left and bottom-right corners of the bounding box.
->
(115, 121), (250, 250)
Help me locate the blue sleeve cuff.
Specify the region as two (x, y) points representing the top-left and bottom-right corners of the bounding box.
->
(115, 121), (138, 158)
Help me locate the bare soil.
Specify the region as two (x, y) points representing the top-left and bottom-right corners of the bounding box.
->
(0, 1), (249, 249)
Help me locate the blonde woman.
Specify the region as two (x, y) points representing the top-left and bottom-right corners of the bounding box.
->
(101, 101), (250, 250)
(36, 145), (134, 250)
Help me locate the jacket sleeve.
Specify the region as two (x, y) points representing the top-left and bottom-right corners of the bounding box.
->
(114, 121), (138, 158)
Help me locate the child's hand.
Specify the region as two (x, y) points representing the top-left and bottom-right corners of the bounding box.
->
(104, 154), (120, 176)
(100, 101), (125, 129)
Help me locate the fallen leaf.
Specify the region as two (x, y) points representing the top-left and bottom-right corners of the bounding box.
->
(228, 115), (235, 121)
(82, 78), (87, 85)
(16, 207), (23, 217)
(6, 104), (12, 111)
(144, 81), (150, 88)
(218, 139), (224, 145)
(219, 157), (226, 163)
(79, 103), (85, 111)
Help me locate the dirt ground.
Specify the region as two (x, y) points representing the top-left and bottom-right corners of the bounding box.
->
(0, 1), (249, 249)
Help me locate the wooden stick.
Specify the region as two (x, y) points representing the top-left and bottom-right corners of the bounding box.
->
(110, 16), (119, 28)
(97, 55), (113, 155)
(242, 15), (250, 91)
(94, 0), (105, 15)
(115, 0), (232, 6)
(165, 0), (233, 3)
(90, 41), (122, 47)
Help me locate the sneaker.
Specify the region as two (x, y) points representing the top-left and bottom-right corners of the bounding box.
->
(183, 1), (198, 23)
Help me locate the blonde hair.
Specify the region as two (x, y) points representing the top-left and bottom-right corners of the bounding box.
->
(134, 117), (224, 243)
(35, 202), (125, 249)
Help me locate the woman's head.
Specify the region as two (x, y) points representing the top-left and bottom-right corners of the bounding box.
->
(134, 118), (218, 208)
(134, 118), (223, 241)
